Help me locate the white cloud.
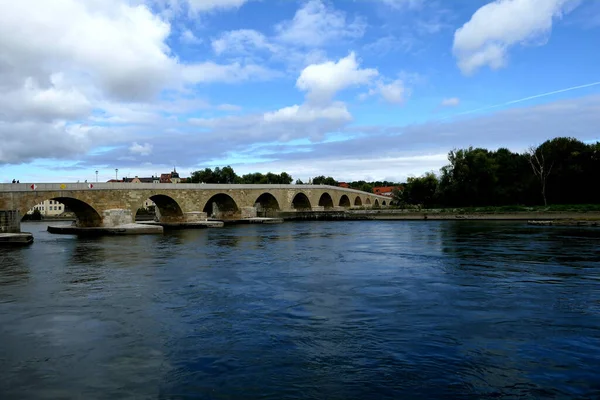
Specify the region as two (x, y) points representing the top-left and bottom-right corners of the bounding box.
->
(364, 35), (417, 55)
(0, 0), (175, 101)
(297, 52), (378, 104)
(186, 0), (248, 13)
(212, 29), (275, 55)
(180, 29), (202, 44)
(263, 102), (351, 124)
(453, 0), (579, 75)
(377, 80), (407, 104)
(381, 0), (424, 10)
(129, 142), (153, 156)
(181, 62), (280, 84)
(359, 79), (408, 104)
(210, 2), (365, 73)
(275, 0), (366, 47)
(0, 0), (279, 165)
(0, 75), (92, 122)
(441, 97), (460, 107)
(217, 104), (242, 112)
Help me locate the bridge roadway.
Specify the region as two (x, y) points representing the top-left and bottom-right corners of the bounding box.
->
(0, 183), (391, 232)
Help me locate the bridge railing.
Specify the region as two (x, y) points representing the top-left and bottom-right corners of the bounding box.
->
(0, 183), (390, 199)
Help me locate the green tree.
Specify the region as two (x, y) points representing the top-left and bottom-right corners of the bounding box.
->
(438, 147), (498, 206)
(312, 176), (337, 185)
(535, 137), (589, 204)
(359, 183), (373, 193)
(219, 165), (237, 184)
(278, 172), (293, 184)
(190, 168), (215, 183)
(402, 172), (439, 207)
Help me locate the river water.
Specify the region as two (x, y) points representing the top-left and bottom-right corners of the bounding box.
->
(1, 221), (599, 399)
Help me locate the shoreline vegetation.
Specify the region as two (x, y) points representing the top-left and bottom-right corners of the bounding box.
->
(378, 204), (600, 214)
(186, 136), (599, 212)
(348, 208), (600, 223)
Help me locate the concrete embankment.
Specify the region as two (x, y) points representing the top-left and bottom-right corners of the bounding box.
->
(138, 220), (224, 229)
(0, 232), (34, 245)
(528, 220), (600, 227)
(279, 209), (600, 223)
(47, 223), (163, 235)
(346, 210), (600, 222)
(222, 217), (284, 225)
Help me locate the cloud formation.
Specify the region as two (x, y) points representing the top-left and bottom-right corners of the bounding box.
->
(440, 97), (460, 107)
(129, 142), (154, 156)
(453, 0), (579, 75)
(0, 0), (597, 184)
(297, 52), (378, 104)
(275, 0), (366, 47)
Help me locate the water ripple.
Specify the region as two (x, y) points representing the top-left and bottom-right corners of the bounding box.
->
(1, 221), (599, 399)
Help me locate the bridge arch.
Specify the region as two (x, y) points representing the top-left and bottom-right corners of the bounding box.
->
(374, 199), (380, 207)
(22, 196), (102, 227)
(365, 198), (371, 205)
(318, 193), (334, 209)
(145, 194), (184, 223)
(382, 200), (387, 206)
(354, 196), (362, 206)
(204, 193), (240, 220)
(339, 194), (350, 208)
(255, 193), (280, 217)
(292, 192), (312, 210)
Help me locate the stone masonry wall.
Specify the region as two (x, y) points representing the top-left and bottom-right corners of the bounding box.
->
(0, 210), (21, 233)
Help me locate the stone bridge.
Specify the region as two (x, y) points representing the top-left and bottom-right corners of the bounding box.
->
(0, 183), (391, 232)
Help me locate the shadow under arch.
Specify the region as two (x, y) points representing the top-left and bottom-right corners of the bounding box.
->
(374, 199), (380, 207)
(203, 193), (240, 220)
(148, 194), (184, 223)
(382, 200), (387, 206)
(23, 197), (102, 227)
(255, 193), (280, 217)
(365, 198), (372, 205)
(318, 193), (334, 209)
(292, 193), (312, 210)
(354, 196), (363, 206)
(339, 195), (351, 208)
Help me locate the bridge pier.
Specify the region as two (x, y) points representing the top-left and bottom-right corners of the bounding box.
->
(101, 209), (134, 227)
(0, 210), (21, 233)
(0, 210), (33, 245)
(183, 211), (207, 222)
(241, 207), (257, 219)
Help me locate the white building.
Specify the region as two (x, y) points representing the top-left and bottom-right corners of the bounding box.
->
(27, 200), (66, 216)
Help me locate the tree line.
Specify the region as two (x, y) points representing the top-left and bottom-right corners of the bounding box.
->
(190, 166), (293, 184)
(396, 137), (600, 208)
(188, 168), (400, 190)
(186, 136), (598, 208)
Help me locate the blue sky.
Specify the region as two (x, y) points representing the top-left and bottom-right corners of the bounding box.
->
(1, 0), (599, 183)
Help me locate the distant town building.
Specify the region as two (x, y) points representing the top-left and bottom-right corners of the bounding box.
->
(108, 171), (181, 184)
(123, 176), (159, 183)
(338, 182), (350, 188)
(27, 200), (65, 216)
(373, 186), (402, 197)
(160, 168), (180, 184)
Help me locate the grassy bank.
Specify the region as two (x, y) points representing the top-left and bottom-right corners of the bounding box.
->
(349, 205), (600, 221)
(429, 204), (600, 214)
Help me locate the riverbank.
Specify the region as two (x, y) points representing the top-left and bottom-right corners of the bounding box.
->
(0, 232), (33, 245)
(347, 209), (600, 221)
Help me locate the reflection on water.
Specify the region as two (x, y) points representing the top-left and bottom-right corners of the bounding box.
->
(1, 221), (599, 399)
